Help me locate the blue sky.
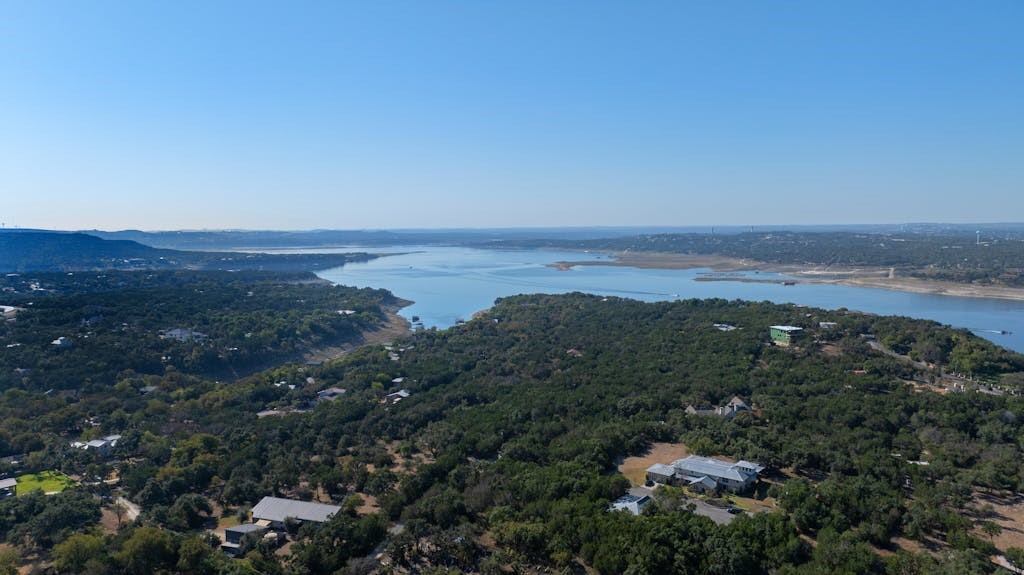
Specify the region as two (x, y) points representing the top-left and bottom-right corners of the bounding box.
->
(1, 1), (1022, 230)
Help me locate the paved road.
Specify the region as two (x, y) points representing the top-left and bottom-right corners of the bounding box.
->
(867, 340), (932, 370)
(116, 496), (141, 521)
(688, 498), (738, 525)
(630, 486), (738, 525)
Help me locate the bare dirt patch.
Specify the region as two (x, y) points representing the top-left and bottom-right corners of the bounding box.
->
(618, 442), (690, 486)
(970, 490), (1024, 552)
(380, 440), (435, 474)
(99, 506), (125, 534)
(888, 535), (944, 555)
(551, 252), (757, 272)
(302, 305), (412, 364)
(820, 344), (842, 357)
(0, 543), (45, 575)
(275, 540), (296, 557)
(354, 493), (380, 516)
(554, 251), (1024, 303)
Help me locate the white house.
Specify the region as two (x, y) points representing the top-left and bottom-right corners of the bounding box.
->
(317, 387), (346, 402)
(609, 493), (652, 515)
(51, 336), (73, 348)
(385, 389), (410, 404)
(72, 434), (122, 457)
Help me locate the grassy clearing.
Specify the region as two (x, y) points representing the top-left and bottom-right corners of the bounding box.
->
(16, 471), (74, 495)
(218, 515), (242, 528)
(617, 442), (691, 486)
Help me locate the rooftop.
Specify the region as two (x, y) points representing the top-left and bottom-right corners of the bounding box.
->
(251, 496), (341, 524)
(610, 493), (651, 515)
(226, 523), (269, 534)
(646, 463), (676, 476)
(673, 456), (758, 482)
(726, 396), (749, 408)
(736, 460), (766, 473)
(769, 325), (802, 332)
(160, 328), (208, 341)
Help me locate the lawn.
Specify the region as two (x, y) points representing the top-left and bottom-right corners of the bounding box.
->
(16, 471), (74, 495)
(218, 515), (242, 529)
(617, 442), (691, 486)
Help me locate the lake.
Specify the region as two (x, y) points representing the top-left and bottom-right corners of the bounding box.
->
(315, 246), (1024, 352)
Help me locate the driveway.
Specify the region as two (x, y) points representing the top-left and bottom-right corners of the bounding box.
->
(116, 496), (141, 521)
(631, 486), (740, 525)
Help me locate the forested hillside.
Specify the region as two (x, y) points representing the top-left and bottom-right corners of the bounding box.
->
(0, 271), (397, 392)
(0, 231), (377, 272)
(488, 232), (1024, 286)
(2, 288), (1023, 574)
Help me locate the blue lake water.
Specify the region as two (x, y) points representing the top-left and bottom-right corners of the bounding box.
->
(314, 246), (1024, 353)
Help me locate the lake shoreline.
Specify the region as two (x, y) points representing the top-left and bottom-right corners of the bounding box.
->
(550, 251), (1024, 303)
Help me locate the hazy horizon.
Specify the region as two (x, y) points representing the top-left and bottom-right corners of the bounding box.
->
(7, 221), (1024, 235)
(3, 2), (1022, 230)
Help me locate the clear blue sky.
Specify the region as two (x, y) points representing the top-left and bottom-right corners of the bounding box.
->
(2, 1), (1022, 230)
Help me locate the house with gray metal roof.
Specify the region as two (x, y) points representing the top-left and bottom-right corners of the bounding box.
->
(646, 455), (763, 493)
(685, 475), (718, 493)
(251, 496), (341, 528)
(645, 463), (676, 484)
(673, 456), (760, 493)
(221, 523), (270, 556)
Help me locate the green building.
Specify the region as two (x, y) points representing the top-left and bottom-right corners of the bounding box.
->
(769, 325), (802, 345)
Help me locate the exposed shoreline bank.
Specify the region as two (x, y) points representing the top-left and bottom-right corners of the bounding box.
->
(299, 299), (414, 364)
(549, 251), (1024, 303)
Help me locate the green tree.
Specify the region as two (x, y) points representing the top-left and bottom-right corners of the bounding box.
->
(176, 535), (214, 574)
(170, 493), (213, 529)
(0, 547), (18, 575)
(53, 533), (106, 574)
(980, 520), (1002, 543)
(116, 526), (176, 575)
(1006, 547), (1024, 572)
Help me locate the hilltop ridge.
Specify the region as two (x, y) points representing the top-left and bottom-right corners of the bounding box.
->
(0, 230), (376, 273)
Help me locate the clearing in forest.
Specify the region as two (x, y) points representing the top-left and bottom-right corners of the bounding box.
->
(15, 471), (74, 495)
(618, 442), (691, 486)
(970, 490), (1024, 552)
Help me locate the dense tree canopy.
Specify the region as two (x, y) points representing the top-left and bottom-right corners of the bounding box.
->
(491, 231), (1024, 286)
(1, 275), (1022, 574)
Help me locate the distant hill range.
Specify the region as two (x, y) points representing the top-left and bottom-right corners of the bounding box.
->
(86, 228), (660, 250)
(84, 223), (1024, 251)
(0, 230), (375, 272)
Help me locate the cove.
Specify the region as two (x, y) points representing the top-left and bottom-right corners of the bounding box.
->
(315, 246), (1024, 353)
